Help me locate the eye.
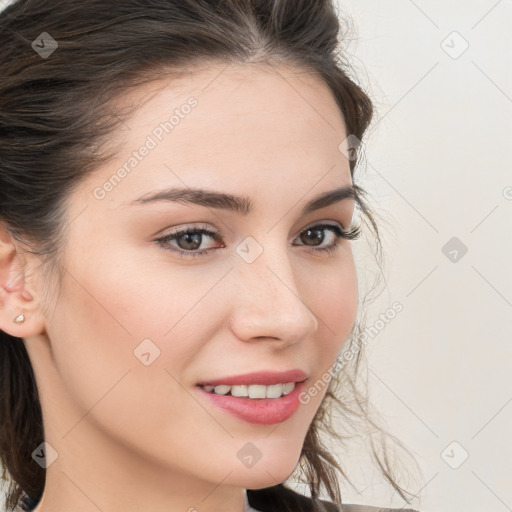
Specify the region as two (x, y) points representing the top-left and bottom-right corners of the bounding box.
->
(155, 222), (361, 258)
(155, 223), (222, 258)
(293, 222), (361, 255)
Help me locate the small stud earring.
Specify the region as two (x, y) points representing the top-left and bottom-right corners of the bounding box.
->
(13, 314), (25, 324)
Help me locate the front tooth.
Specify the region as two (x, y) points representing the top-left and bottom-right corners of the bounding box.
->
(230, 385), (248, 397)
(248, 384), (267, 399)
(282, 382), (295, 395)
(265, 384), (284, 398)
(213, 384), (230, 395)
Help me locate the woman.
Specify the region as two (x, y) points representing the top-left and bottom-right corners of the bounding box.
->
(0, 1), (421, 511)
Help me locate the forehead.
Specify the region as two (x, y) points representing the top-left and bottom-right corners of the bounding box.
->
(112, 61), (347, 149)
(76, 62), (351, 213)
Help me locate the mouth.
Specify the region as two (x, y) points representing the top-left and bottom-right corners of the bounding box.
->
(195, 379), (308, 425)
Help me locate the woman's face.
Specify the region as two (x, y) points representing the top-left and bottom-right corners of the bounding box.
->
(25, 62), (358, 510)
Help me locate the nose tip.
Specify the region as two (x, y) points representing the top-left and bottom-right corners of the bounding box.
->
(229, 261), (319, 345)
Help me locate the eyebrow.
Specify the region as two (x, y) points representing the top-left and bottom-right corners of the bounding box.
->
(127, 184), (357, 216)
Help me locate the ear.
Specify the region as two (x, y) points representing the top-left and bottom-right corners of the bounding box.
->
(0, 223), (47, 338)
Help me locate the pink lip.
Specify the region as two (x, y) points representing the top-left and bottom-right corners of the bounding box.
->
(196, 369), (308, 387)
(195, 380), (307, 425)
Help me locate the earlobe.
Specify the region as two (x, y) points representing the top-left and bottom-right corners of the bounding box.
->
(0, 226), (47, 339)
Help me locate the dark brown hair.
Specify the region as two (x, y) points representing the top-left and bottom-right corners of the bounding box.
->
(0, 1), (420, 511)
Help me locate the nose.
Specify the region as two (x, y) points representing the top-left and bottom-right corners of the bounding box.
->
(228, 243), (319, 346)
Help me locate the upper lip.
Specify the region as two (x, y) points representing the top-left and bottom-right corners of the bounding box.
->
(196, 369), (308, 387)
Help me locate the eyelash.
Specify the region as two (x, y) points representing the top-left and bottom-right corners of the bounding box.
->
(155, 222), (362, 259)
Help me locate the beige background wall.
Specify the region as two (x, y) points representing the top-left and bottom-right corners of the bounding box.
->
(322, 1), (512, 510)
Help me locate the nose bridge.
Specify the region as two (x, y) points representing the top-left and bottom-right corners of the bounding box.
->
(229, 237), (319, 342)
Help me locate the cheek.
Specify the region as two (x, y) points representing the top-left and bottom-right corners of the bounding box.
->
(45, 269), (144, 419)
(311, 255), (358, 346)
(302, 255), (357, 407)
(48, 248), (224, 395)
(45, 257), (206, 455)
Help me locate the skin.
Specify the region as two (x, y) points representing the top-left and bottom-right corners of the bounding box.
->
(0, 62), (358, 512)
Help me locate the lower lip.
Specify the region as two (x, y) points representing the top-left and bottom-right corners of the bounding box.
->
(195, 381), (306, 425)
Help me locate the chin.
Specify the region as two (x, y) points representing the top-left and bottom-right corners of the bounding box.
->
(231, 458), (299, 489)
